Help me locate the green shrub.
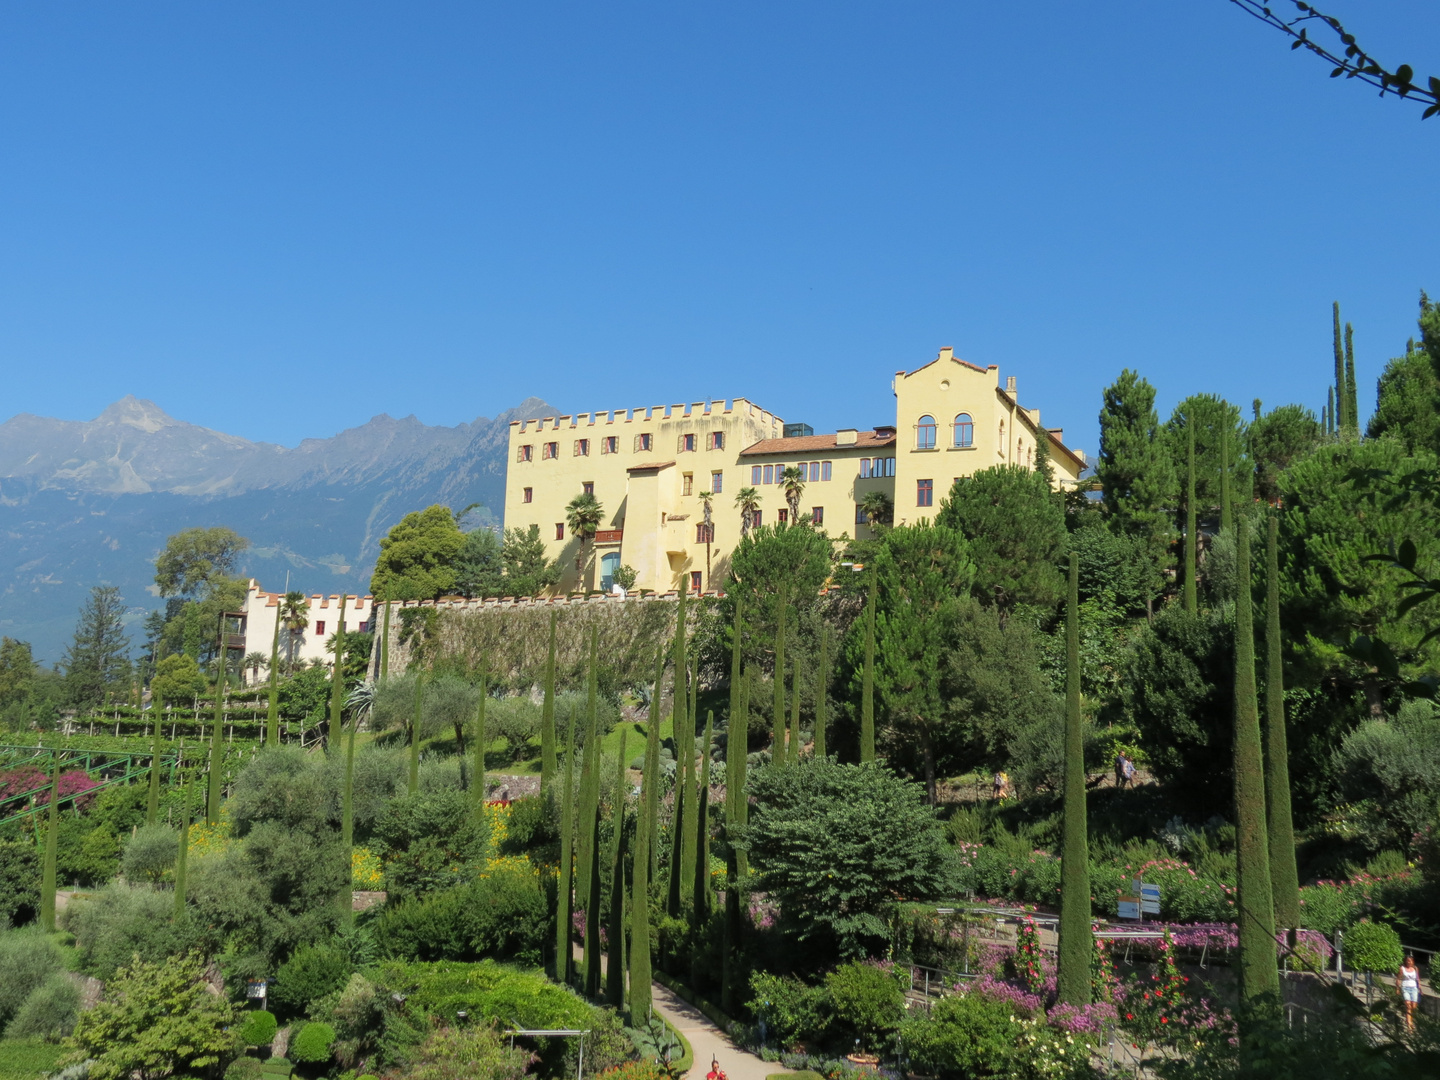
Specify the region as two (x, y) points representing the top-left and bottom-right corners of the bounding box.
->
(824, 961), (905, 1053)
(747, 973), (832, 1047)
(225, 1057), (267, 1080)
(238, 1010), (279, 1048)
(0, 1039), (66, 1080)
(1343, 921), (1403, 975)
(898, 991), (1017, 1079)
(4, 972), (81, 1041)
(0, 926), (67, 1031)
(66, 881), (197, 981)
(498, 795), (555, 855)
(374, 864), (547, 966)
(271, 946), (352, 1020)
(402, 1023), (528, 1080)
(121, 824), (178, 885)
(289, 1022), (336, 1065)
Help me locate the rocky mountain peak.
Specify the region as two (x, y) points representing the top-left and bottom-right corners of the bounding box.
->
(93, 395), (179, 434)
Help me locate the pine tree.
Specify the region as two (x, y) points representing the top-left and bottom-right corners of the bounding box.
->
(41, 753), (59, 932)
(788, 651), (802, 765)
(1184, 427), (1198, 614)
(1333, 301), (1348, 434)
(1344, 321), (1359, 437)
(1233, 515), (1279, 1003)
(813, 626), (829, 760)
(174, 771), (190, 919)
(861, 575), (877, 762)
(61, 585), (131, 711)
(1097, 370), (1176, 611)
(772, 584), (787, 764)
(207, 625), (224, 825)
(329, 595), (348, 754)
(266, 601), (281, 747)
(1264, 514), (1301, 935)
(409, 676), (424, 795)
(146, 700), (163, 826)
(555, 715), (577, 986)
(541, 611), (558, 793)
(606, 729), (629, 1007)
(1220, 426), (1232, 535)
(472, 662), (488, 821)
(630, 650), (663, 1021)
(1057, 554), (1091, 1006)
(581, 630), (603, 997)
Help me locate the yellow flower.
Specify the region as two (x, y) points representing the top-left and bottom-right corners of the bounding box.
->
(351, 846), (385, 889)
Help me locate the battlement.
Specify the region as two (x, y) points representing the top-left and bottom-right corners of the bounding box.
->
(380, 589), (727, 611)
(509, 397), (782, 434)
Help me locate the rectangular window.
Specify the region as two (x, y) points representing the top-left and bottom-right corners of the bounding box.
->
(751, 465), (762, 484)
(314, 621), (326, 636)
(917, 479), (934, 507)
(555, 523), (565, 540)
(859, 459), (872, 479)
(821, 460), (832, 481)
(696, 523), (714, 543)
(811, 506), (824, 525)
(807, 461), (818, 482)
(711, 471), (723, 493)
(885, 457), (896, 477)
(683, 473), (694, 496)
(691, 571), (703, 593)
(358, 621), (369, 633)
(583, 481), (594, 496)
(752, 510), (762, 527)
(778, 508), (788, 524)
(636, 433), (653, 452)
(680, 433), (697, 453)
(517, 444), (533, 463)
(763, 464), (774, 485)
(602, 436), (618, 454)
(543, 442), (558, 460)
(709, 431), (725, 450)
(856, 504), (868, 524)
(523, 487), (533, 504)
(574, 439), (589, 457)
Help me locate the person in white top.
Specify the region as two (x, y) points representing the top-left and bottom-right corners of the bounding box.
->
(1396, 954), (1422, 1031)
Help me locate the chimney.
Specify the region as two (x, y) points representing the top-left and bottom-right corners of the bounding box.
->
(1006, 375), (1017, 394)
(938, 346), (953, 362)
(836, 428), (858, 446)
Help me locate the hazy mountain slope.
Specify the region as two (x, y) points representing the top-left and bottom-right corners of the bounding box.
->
(0, 396), (556, 664)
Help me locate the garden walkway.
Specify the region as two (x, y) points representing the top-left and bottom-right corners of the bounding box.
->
(650, 981), (787, 1080)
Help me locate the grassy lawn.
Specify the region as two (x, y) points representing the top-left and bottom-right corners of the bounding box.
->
(0, 1041), (65, 1080)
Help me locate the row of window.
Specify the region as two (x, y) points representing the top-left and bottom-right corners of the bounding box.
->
(521, 471), (724, 505)
(309, 620), (368, 636)
(517, 431), (725, 462)
(751, 460), (833, 485)
(915, 414), (975, 450)
(858, 457), (897, 478)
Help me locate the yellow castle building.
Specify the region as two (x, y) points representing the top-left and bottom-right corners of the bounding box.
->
(503, 347), (1087, 594)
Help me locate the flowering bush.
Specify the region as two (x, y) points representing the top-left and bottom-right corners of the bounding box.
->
(1011, 918), (1046, 994)
(1117, 930), (1228, 1056)
(352, 846), (384, 889)
(0, 766), (100, 813)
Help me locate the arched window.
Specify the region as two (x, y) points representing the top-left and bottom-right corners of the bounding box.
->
(953, 413), (974, 448)
(600, 552), (621, 591)
(916, 415), (937, 449)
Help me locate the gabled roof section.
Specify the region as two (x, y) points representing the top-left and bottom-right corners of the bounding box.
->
(739, 430), (898, 456)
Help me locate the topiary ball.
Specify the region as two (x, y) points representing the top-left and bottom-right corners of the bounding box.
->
(1344, 920), (1404, 975)
(225, 1058), (266, 1080)
(289, 1022), (336, 1065)
(239, 1010), (278, 1048)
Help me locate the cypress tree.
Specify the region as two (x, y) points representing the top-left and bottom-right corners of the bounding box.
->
(1321, 394), (1331, 437)
(1184, 427), (1198, 614)
(606, 729), (629, 1007)
(380, 591), (391, 681)
(678, 586), (699, 908)
(556, 715), (577, 985)
(207, 626), (225, 825)
(861, 575), (876, 762)
(1057, 554), (1091, 1006)
(1333, 301), (1347, 434)
(1233, 515), (1279, 1003)
(581, 630), (603, 997)
(668, 606), (689, 916)
(1220, 426), (1232, 536)
(772, 584), (787, 764)
(693, 710), (713, 925)
(472, 663), (488, 821)
(341, 676), (357, 928)
(541, 611), (558, 793)
(814, 626), (829, 760)
(329, 595), (348, 753)
(1264, 514), (1302, 935)
(266, 599), (281, 746)
(409, 675), (424, 795)
(630, 650), (664, 1022)
(40, 753), (59, 932)
(787, 650), (802, 765)
(1344, 321), (1359, 437)
(146, 697), (164, 826)
(174, 770), (191, 919)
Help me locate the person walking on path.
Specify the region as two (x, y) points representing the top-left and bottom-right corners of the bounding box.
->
(1114, 751), (1127, 790)
(1397, 954), (1422, 1031)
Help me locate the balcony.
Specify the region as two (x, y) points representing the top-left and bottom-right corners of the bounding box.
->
(594, 529), (623, 544)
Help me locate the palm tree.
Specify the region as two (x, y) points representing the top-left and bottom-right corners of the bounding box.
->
(734, 487), (760, 537)
(698, 491), (715, 586)
(565, 492), (605, 589)
(780, 466), (806, 523)
(279, 591), (309, 664)
(859, 491), (894, 529)
(243, 651), (268, 685)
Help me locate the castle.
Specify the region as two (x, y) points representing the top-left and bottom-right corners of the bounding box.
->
(502, 347), (1087, 595)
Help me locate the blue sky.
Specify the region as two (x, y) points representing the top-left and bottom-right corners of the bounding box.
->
(1, 1), (1437, 458)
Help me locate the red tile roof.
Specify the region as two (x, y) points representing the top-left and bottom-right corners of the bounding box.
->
(740, 430), (897, 456)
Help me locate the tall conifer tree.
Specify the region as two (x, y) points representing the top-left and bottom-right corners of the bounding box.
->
(541, 611), (558, 792)
(1184, 427), (1198, 614)
(207, 621), (225, 825)
(788, 651), (802, 765)
(772, 584), (787, 764)
(1333, 301), (1348, 434)
(555, 715), (576, 986)
(630, 651), (663, 1021)
(380, 591), (391, 681)
(691, 711), (714, 987)
(147, 700), (164, 826)
(813, 626), (829, 760)
(679, 594), (699, 906)
(174, 769), (190, 919)
(606, 729), (629, 1007)
(341, 677), (358, 928)
(266, 601), (281, 746)
(1264, 515), (1301, 934)
(1233, 515), (1279, 1003)
(1057, 554), (1090, 1006)
(861, 575), (877, 762)
(669, 585), (691, 915)
(472, 663), (488, 820)
(41, 753), (59, 932)
(1220, 427), (1232, 535)
(581, 630), (603, 996)
(1344, 321), (1359, 437)
(329, 594), (348, 751)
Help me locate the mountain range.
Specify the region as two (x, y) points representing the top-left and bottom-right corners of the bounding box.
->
(0, 395), (558, 665)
